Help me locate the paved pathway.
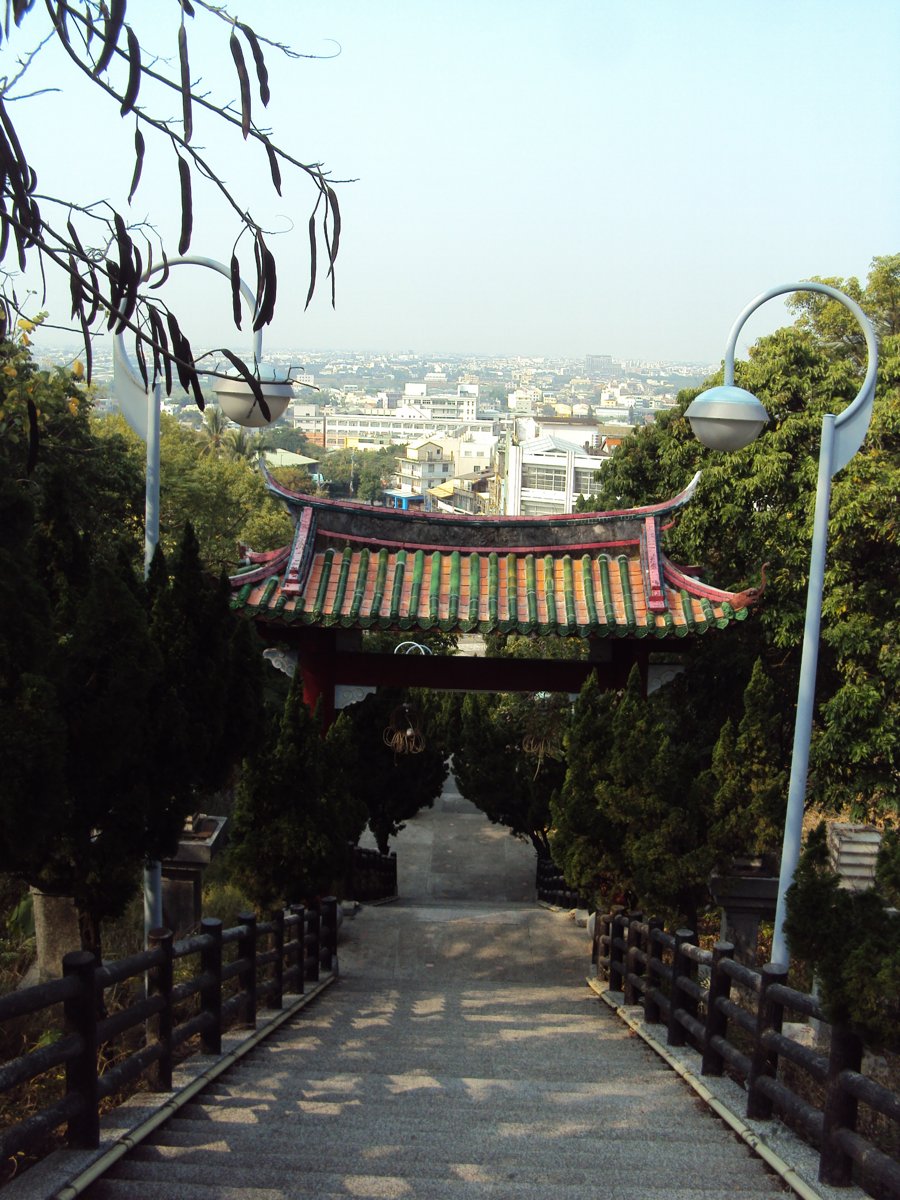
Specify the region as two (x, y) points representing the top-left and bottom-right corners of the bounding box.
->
(84, 777), (790, 1199)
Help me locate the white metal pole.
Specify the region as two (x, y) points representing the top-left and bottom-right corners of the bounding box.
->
(143, 379), (164, 937)
(770, 414), (836, 966)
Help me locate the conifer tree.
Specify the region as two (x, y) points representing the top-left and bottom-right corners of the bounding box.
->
(549, 675), (618, 902)
(336, 688), (447, 856)
(451, 690), (564, 857)
(228, 675), (363, 909)
(708, 658), (789, 861)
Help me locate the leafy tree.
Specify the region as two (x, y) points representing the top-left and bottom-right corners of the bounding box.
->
(147, 525), (267, 838)
(228, 677), (366, 909)
(0, 2), (341, 407)
(551, 649), (782, 927)
(94, 412), (293, 571)
(322, 445), (404, 501)
(44, 555), (165, 957)
(484, 631), (588, 661)
(258, 426), (323, 459)
(585, 255), (900, 821)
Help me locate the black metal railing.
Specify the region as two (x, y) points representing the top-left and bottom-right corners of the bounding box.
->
(535, 854), (587, 908)
(593, 909), (900, 1200)
(347, 846), (397, 902)
(0, 898), (338, 1162)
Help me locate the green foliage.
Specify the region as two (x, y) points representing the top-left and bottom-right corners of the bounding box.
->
(785, 824), (900, 1049)
(362, 628), (459, 656)
(707, 659), (790, 859)
(93, 413), (293, 571)
(549, 676), (619, 902)
(451, 690), (567, 855)
(321, 445), (403, 502)
(333, 688), (447, 855)
(584, 255), (900, 826)
(484, 632), (588, 660)
(0, 335), (271, 956)
(227, 676), (367, 908)
(551, 649), (781, 927)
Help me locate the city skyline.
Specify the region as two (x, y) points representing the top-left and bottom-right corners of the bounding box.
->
(7, 1), (898, 364)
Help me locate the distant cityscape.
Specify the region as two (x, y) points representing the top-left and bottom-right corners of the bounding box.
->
(34, 341), (719, 518)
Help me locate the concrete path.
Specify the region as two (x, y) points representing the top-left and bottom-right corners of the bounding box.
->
(85, 777), (790, 1199)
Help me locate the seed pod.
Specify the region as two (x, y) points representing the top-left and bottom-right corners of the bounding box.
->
(120, 25), (141, 115)
(178, 23), (192, 142)
(93, 0), (125, 77)
(177, 154), (192, 254)
(229, 31), (252, 138)
(128, 128), (145, 203)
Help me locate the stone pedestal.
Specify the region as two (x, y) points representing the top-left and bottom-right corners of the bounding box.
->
(709, 863), (779, 963)
(160, 814), (228, 936)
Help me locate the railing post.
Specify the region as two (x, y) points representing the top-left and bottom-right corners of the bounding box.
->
(609, 912), (627, 992)
(667, 928), (697, 1047)
(623, 911), (644, 1005)
(320, 896), (338, 975)
(643, 918), (665, 1024)
(701, 941), (735, 1077)
(200, 917), (223, 1055)
(238, 912), (257, 1028)
(62, 950), (100, 1149)
(268, 908), (285, 1011)
(290, 904), (305, 994)
(819, 1022), (864, 1186)
(148, 927), (174, 1091)
(305, 905), (321, 983)
(746, 962), (788, 1119)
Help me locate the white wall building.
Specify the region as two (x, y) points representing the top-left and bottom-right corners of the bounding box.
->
(289, 404), (495, 451)
(501, 433), (608, 516)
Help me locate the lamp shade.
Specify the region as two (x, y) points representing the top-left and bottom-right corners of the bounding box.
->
(684, 384), (769, 451)
(213, 369), (294, 428)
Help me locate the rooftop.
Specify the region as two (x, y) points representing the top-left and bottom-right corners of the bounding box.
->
(230, 469), (758, 640)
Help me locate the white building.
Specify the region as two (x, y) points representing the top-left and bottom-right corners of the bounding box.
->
(500, 433), (609, 516)
(289, 403), (495, 451)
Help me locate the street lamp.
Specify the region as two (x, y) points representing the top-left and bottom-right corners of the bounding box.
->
(114, 254), (294, 576)
(685, 282), (878, 968)
(112, 255), (293, 935)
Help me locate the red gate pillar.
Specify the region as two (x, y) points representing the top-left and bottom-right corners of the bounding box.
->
(296, 629), (337, 730)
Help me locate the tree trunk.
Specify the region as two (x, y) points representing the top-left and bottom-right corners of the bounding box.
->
(24, 888), (82, 985)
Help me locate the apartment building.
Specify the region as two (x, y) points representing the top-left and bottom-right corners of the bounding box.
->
(499, 432), (609, 516)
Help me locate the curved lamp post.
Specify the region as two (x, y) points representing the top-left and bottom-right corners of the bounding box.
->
(112, 255), (293, 935)
(685, 282), (878, 967)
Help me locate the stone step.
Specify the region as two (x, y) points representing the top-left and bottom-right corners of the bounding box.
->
(196, 1068), (693, 1108)
(129, 1129), (779, 1181)
(94, 1154), (787, 1198)
(87, 1181), (788, 1200)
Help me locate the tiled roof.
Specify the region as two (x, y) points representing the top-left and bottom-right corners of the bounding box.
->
(229, 470), (755, 639)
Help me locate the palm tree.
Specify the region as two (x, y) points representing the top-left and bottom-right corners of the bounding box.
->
(224, 426), (260, 463)
(200, 407), (229, 456)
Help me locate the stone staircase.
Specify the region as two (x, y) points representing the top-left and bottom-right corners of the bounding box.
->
(80, 791), (791, 1199)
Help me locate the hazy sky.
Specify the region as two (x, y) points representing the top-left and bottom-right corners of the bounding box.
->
(7, 0), (899, 363)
